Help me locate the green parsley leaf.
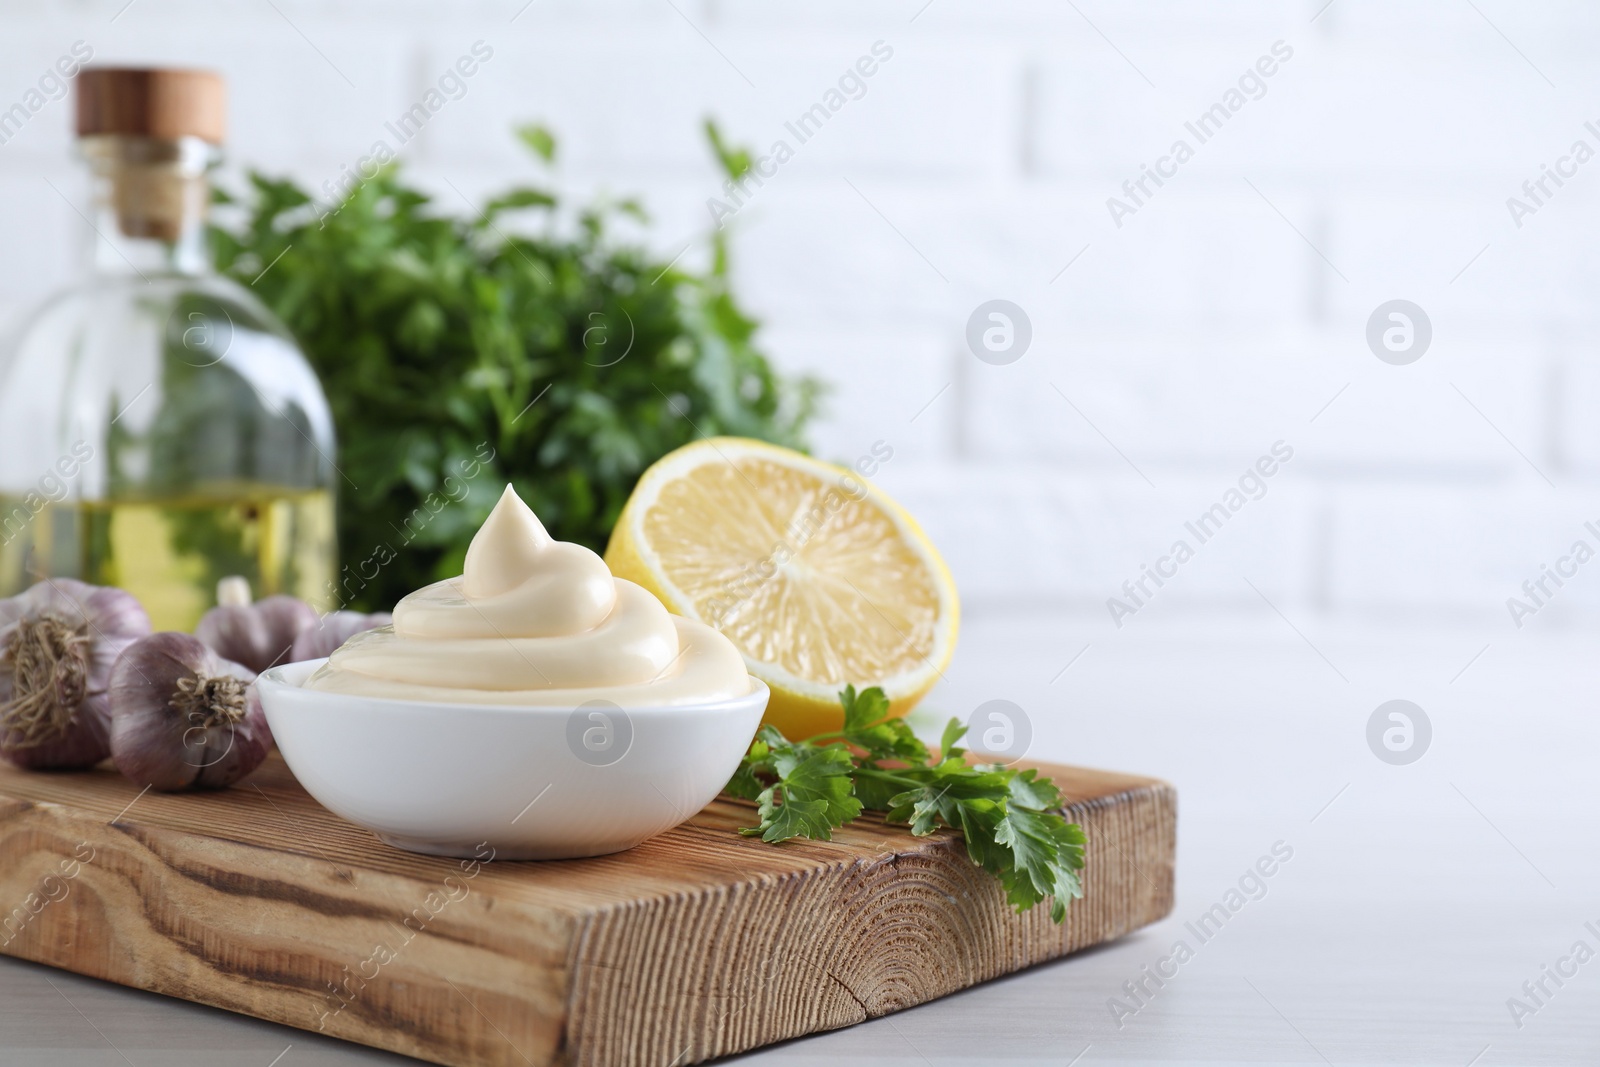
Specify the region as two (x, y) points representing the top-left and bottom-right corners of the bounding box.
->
(703, 118), (753, 180)
(515, 123), (557, 163)
(840, 683), (889, 732)
(735, 733), (861, 843)
(938, 717), (968, 760)
(836, 684), (928, 764)
(722, 746), (768, 802)
(1006, 766), (1064, 811)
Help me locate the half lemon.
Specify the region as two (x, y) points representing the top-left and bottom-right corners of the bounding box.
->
(605, 437), (958, 739)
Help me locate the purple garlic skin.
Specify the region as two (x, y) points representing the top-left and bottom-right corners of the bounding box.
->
(290, 611), (393, 663)
(109, 632), (272, 791)
(0, 578), (151, 770)
(196, 594), (318, 675)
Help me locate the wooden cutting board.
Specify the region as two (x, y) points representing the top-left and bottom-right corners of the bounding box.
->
(0, 752), (1175, 1066)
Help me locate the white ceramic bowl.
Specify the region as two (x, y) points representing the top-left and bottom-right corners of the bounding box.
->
(256, 660), (769, 860)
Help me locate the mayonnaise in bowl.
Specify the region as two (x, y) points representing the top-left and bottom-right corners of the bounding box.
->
(258, 484), (767, 859)
(305, 484), (750, 707)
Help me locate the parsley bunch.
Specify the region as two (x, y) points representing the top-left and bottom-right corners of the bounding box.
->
(210, 124), (820, 611)
(724, 687), (1086, 922)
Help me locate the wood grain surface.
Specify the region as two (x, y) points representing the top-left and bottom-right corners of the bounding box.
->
(0, 754), (1175, 1067)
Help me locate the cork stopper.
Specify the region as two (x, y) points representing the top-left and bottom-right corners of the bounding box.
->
(76, 69), (223, 244)
(76, 68), (225, 144)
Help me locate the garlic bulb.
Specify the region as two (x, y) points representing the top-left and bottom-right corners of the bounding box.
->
(109, 632), (271, 790)
(0, 578), (151, 770)
(289, 611), (393, 662)
(195, 577), (318, 675)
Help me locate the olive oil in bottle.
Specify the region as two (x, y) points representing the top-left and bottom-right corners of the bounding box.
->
(0, 68), (338, 625)
(0, 487), (335, 632)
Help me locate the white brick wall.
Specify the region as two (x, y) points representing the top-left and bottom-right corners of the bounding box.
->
(2, 0), (1598, 626)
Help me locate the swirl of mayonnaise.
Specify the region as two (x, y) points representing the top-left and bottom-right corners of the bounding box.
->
(303, 485), (750, 706)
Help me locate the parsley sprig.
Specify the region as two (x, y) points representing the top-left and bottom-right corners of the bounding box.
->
(724, 686), (1087, 922)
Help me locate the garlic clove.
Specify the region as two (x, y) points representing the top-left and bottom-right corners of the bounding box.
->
(216, 575), (253, 608)
(289, 611), (394, 663)
(0, 578), (151, 770)
(195, 590), (318, 675)
(109, 632), (272, 791)
(195, 605), (273, 672)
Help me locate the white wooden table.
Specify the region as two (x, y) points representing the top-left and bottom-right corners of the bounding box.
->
(4, 613), (1596, 1065)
